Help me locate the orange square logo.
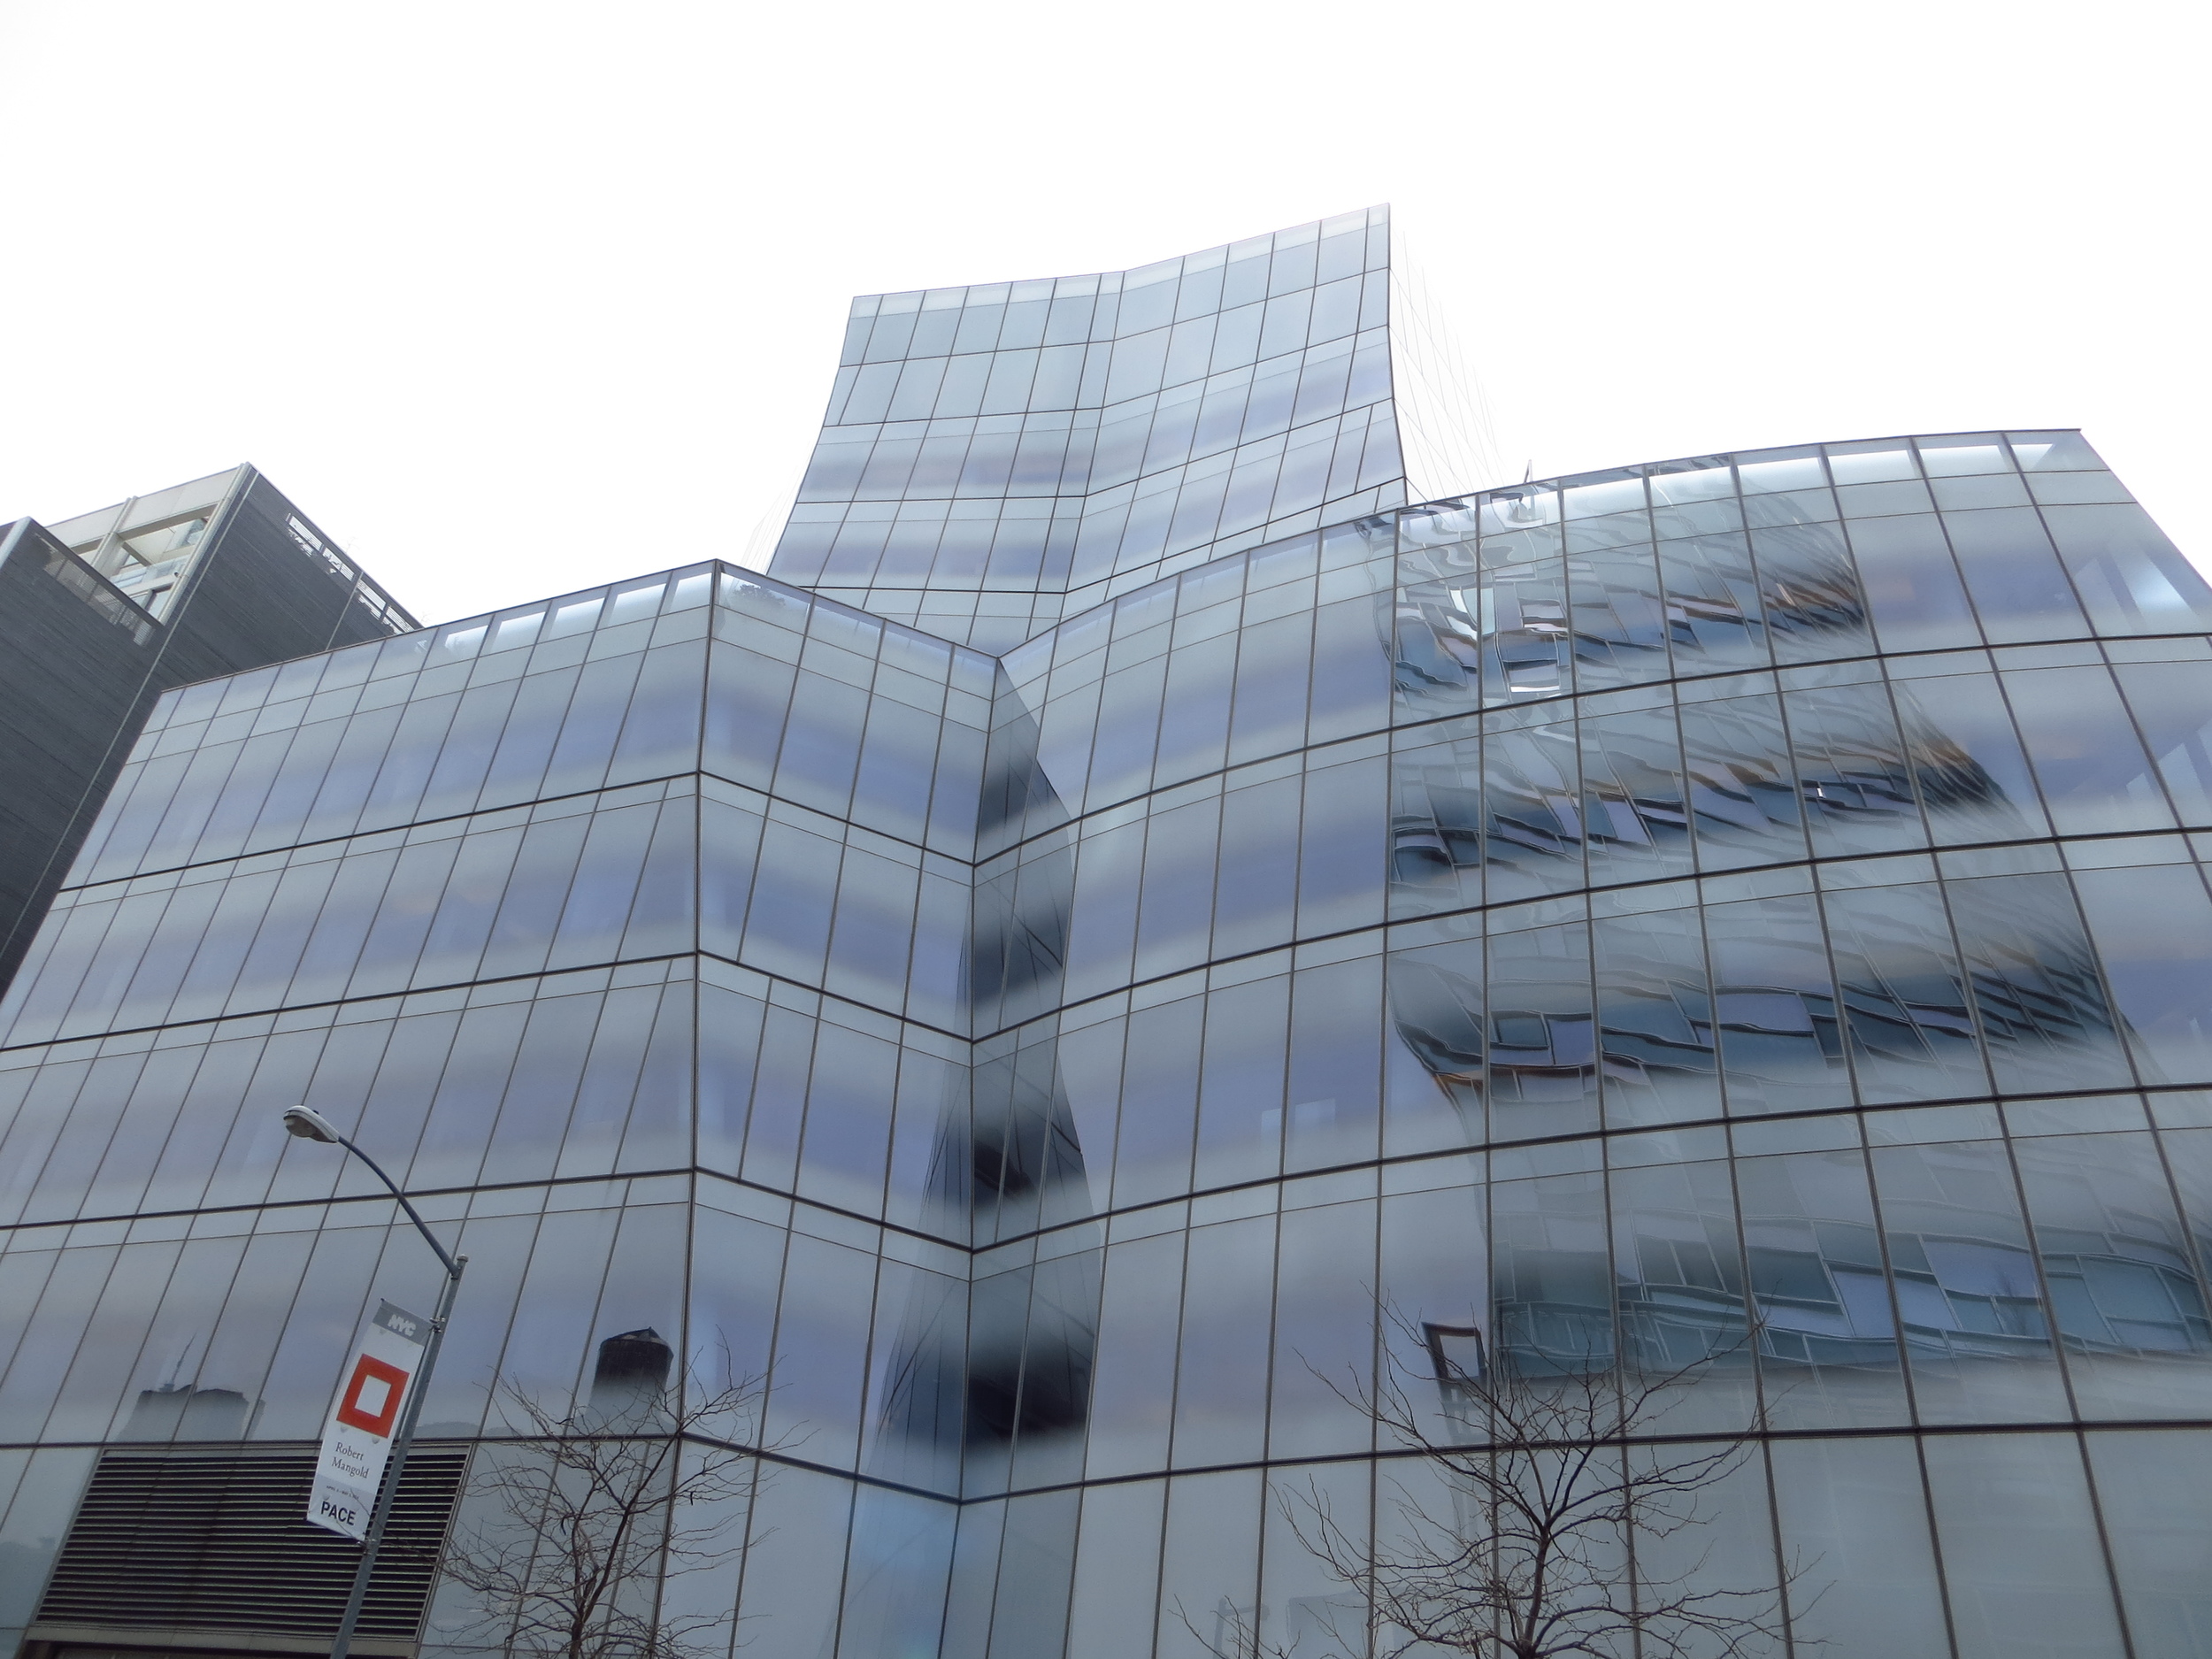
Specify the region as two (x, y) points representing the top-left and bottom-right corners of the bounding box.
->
(335, 1354), (409, 1437)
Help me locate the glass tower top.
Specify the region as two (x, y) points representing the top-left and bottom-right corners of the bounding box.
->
(768, 206), (1417, 650)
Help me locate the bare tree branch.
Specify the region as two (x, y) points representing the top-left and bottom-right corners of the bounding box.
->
(1187, 1306), (1809, 1659)
(439, 1369), (773, 1659)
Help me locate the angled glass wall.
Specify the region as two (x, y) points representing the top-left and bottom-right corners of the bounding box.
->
(768, 207), (1412, 653)
(0, 563), (1003, 1659)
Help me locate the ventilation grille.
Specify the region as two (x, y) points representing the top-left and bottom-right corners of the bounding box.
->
(37, 1448), (466, 1643)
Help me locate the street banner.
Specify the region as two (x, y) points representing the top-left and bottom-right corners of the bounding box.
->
(308, 1300), (429, 1540)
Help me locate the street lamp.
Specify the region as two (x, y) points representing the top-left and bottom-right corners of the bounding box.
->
(282, 1106), (467, 1659)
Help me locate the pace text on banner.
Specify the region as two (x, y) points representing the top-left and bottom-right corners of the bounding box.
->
(309, 1300), (430, 1540)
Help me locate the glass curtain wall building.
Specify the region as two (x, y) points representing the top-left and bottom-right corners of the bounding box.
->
(0, 467), (418, 998)
(3, 219), (2212, 1659)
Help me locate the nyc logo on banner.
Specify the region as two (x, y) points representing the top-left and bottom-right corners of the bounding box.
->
(309, 1300), (428, 1539)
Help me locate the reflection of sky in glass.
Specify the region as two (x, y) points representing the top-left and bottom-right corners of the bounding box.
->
(8, 412), (2212, 1656)
(767, 208), (1408, 652)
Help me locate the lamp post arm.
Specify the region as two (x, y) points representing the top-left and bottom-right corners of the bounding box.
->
(285, 1110), (470, 1659)
(327, 1131), (462, 1281)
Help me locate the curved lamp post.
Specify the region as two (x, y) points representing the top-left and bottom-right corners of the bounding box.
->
(282, 1106), (467, 1659)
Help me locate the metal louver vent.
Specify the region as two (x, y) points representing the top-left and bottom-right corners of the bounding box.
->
(35, 1448), (465, 1648)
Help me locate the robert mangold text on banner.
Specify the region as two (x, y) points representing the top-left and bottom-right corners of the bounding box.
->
(309, 1300), (429, 1540)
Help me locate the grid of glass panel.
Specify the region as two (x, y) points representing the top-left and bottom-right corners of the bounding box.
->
(933, 427), (2212, 1658)
(4, 419), (2212, 1659)
(769, 208), (1409, 654)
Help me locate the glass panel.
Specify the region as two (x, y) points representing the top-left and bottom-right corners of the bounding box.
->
(1085, 1236), (1182, 1482)
(2072, 864), (2212, 1086)
(1705, 895), (1850, 1113)
(2009, 431), (2103, 471)
(728, 1467), (854, 1655)
(1679, 694), (1807, 871)
(1473, 712), (1585, 902)
(1133, 797), (1221, 982)
(1193, 977), (1286, 1191)
(1921, 1432), (2128, 1659)
(1870, 1141), (2067, 1424)
(1112, 998), (1202, 1207)
(1296, 754), (1386, 937)
(1486, 921), (1600, 1142)
(1610, 1157), (1753, 1431)
(1564, 544), (1669, 687)
(1387, 939), (1486, 1147)
(1656, 533), (1769, 670)
(1064, 822), (1141, 1003)
(1267, 1199), (1379, 1457)
(1156, 1471), (1264, 1659)
(1946, 507), (2089, 643)
(1750, 522), (1865, 660)
(1594, 907), (1717, 1127)
(2085, 1429), (2212, 1652)
(1579, 706), (1694, 884)
(1895, 672), (2048, 842)
(1171, 1219), (1276, 1466)
(2016, 1133), (2212, 1419)
(1490, 1171), (1613, 1372)
(1822, 881), (1988, 1105)
(2114, 661), (2212, 825)
(1784, 682), (1923, 857)
(1214, 775), (1301, 956)
(1824, 440), (1920, 484)
(1285, 956), (1382, 1173)
(1948, 872), (2129, 1093)
(1738, 1148), (1909, 1427)
(2003, 665), (2175, 834)
(1770, 1435), (1949, 1653)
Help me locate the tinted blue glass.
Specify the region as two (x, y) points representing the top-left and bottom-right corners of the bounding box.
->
(2004, 665), (2175, 834)
(2072, 864), (2212, 1085)
(10, 364), (2212, 1650)
(1594, 907), (1717, 1127)
(767, 213), (1407, 651)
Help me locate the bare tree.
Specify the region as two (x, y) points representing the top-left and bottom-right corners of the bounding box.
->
(437, 1334), (769, 1659)
(1202, 1315), (1802, 1659)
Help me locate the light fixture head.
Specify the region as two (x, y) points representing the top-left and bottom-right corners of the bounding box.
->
(282, 1105), (342, 1144)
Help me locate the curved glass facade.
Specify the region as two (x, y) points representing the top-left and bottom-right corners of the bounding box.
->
(0, 222), (2209, 1659)
(952, 426), (2212, 1658)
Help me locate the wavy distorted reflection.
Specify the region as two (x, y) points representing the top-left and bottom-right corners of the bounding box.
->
(1394, 495), (1869, 712)
(1390, 869), (2125, 1131)
(1388, 664), (2038, 914)
(878, 704), (1100, 1491)
(1479, 1134), (2212, 1386)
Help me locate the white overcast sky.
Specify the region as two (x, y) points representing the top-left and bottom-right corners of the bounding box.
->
(1, 1), (2204, 626)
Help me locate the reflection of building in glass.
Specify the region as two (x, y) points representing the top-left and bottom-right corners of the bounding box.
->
(0, 467), (416, 998)
(3, 220), (2212, 1658)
